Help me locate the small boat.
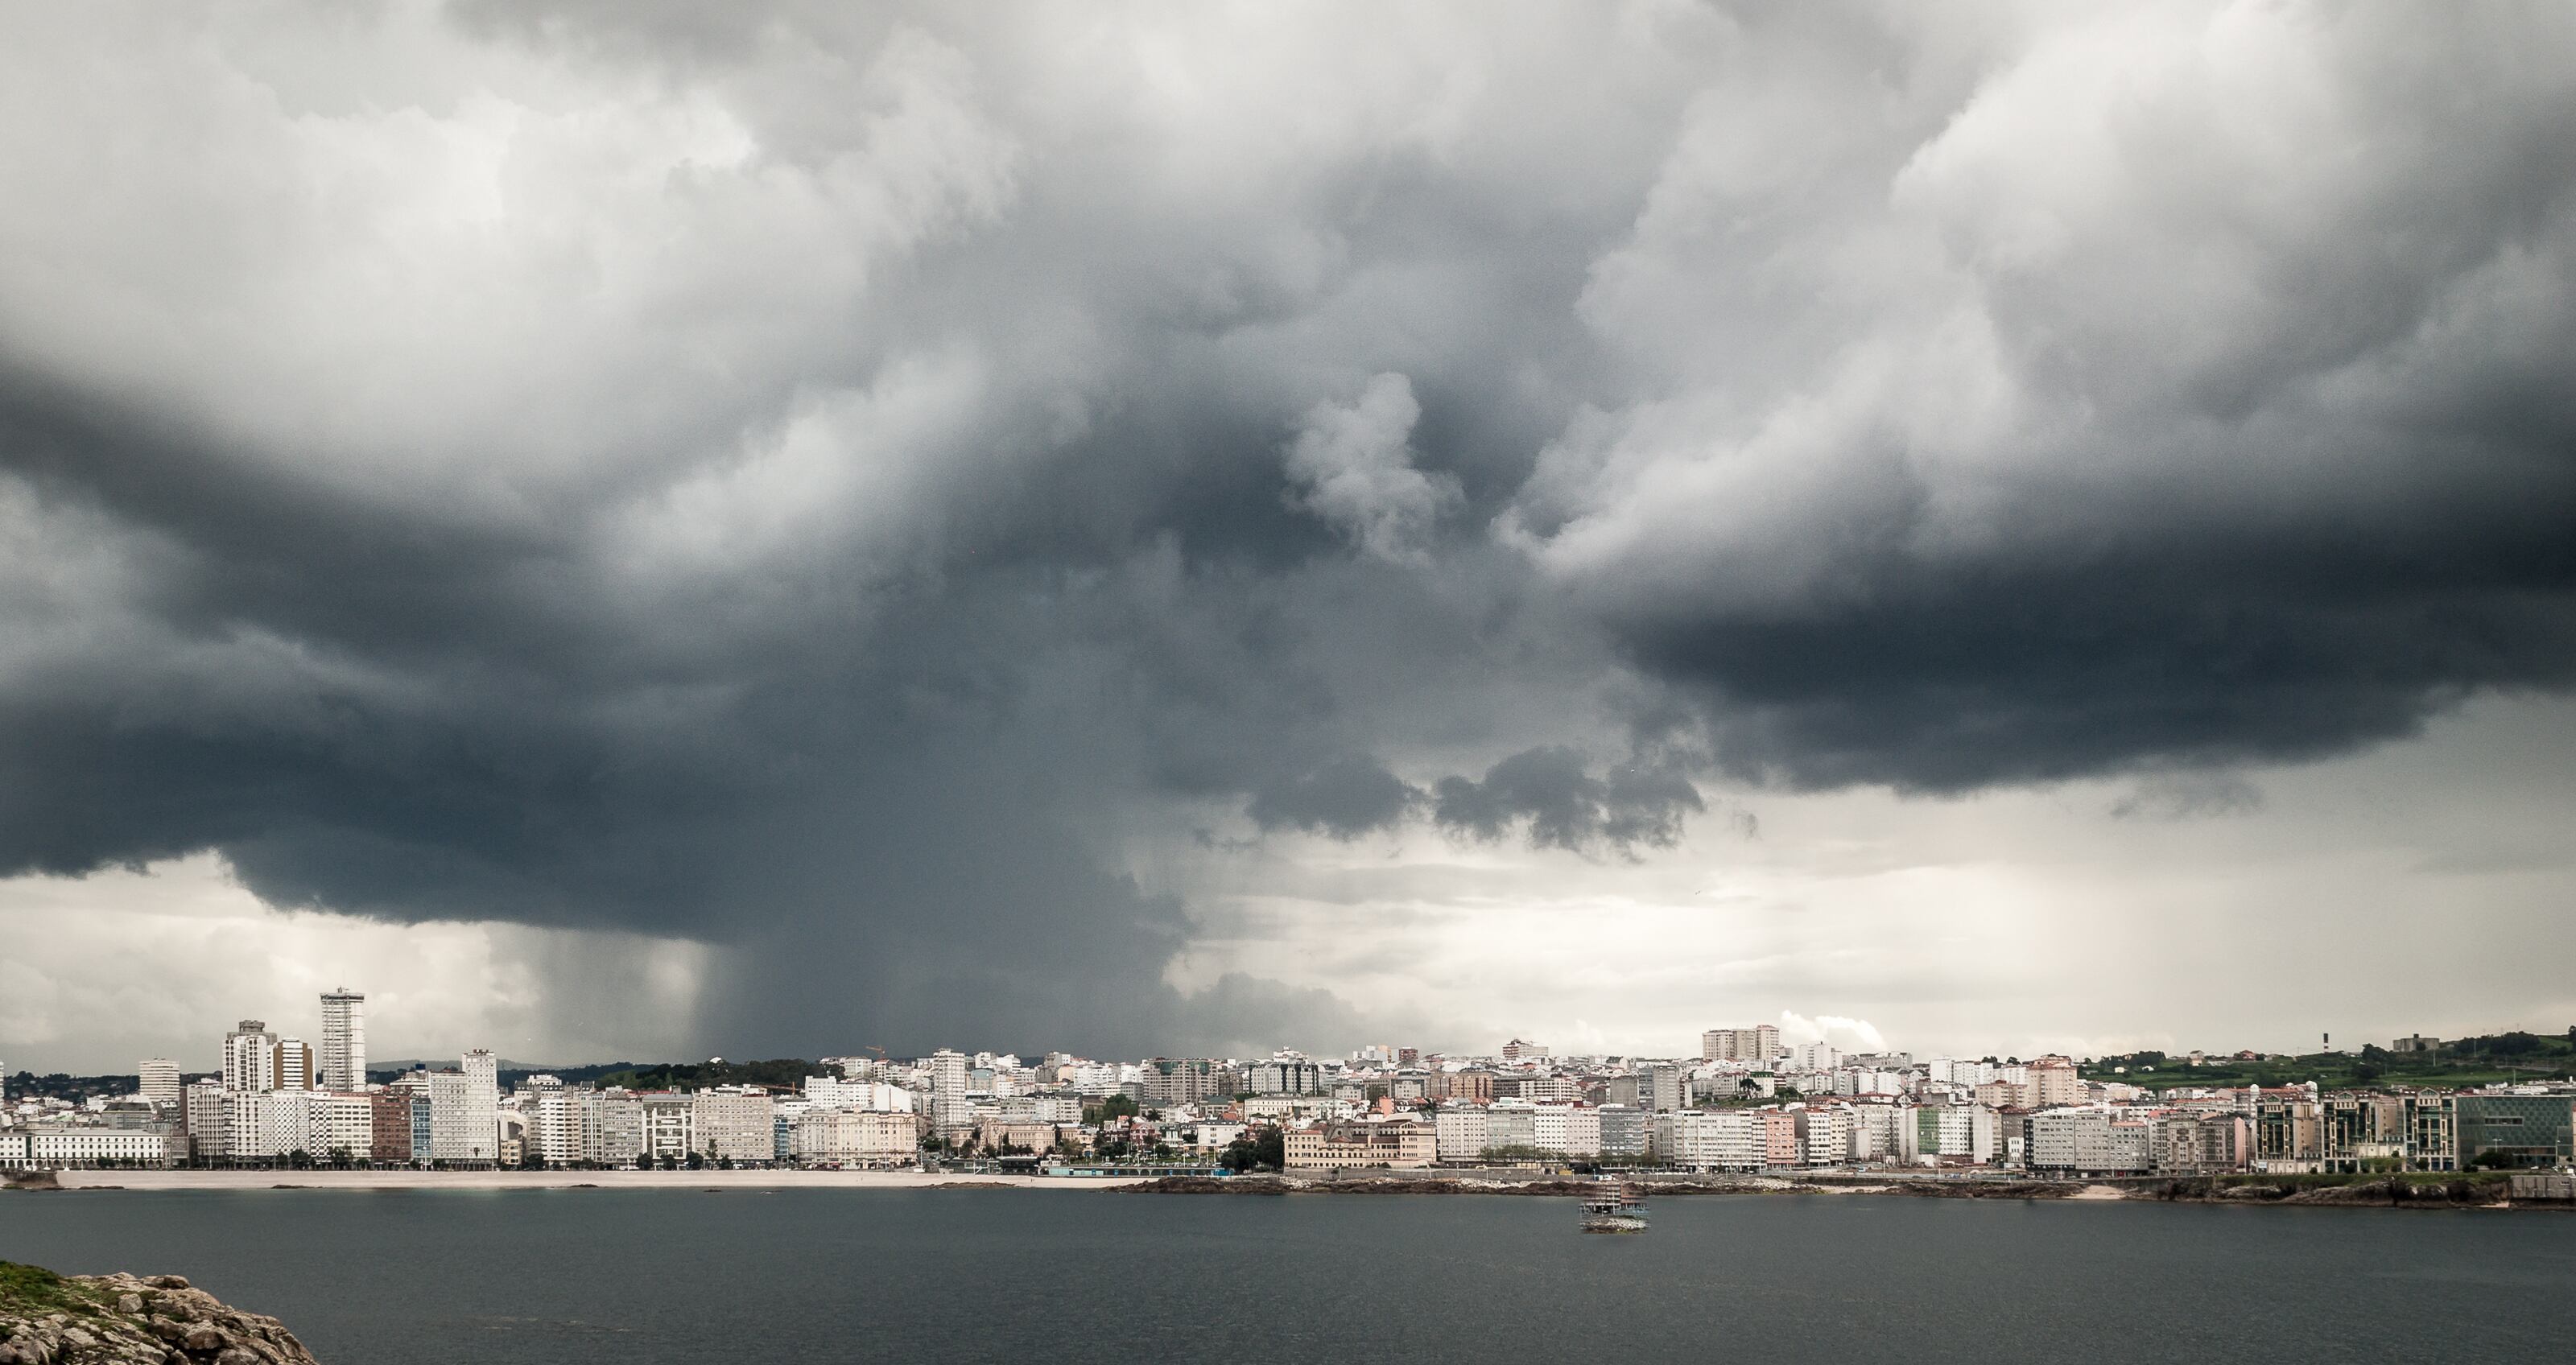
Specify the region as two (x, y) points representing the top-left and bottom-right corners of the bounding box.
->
(1579, 1181), (1648, 1234)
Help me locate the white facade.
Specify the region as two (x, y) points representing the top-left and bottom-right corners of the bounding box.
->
(1800, 1107), (1853, 1165)
(222, 1021), (278, 1092)
(927, 1050), (974, 1132)
(428, 1070), (498, 1163)
(28, 1127), (184, 1166)
(1654, 1108), (1765, 1169)
(319, 990), (366, 1091)
(532, 1083), (605, 1165)
(225, 1089), (319, 1160)
(1532, 1103), (1603, 1158)
(600, 1092), (646, 1165)
(1435, 1105), (1489, 1162)
(138, 1058), (181, 1110)
(184, 1081), (229, 1159)
(791, 1109), (919, 1167)
(801, 1076), (918, 1112)
(692, 1089), (776, 1163)
(640, 1092), (695, 1161)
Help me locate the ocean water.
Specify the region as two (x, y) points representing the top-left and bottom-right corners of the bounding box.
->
(5, 1189), (2573, 1363)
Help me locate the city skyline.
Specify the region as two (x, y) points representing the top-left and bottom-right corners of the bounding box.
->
(2, 6), (2574, 1073)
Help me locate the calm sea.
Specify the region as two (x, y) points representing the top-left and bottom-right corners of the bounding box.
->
(5, 1190), (2572, 1363)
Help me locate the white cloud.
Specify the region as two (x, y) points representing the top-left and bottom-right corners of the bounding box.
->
(1282, 373), (1462, 565)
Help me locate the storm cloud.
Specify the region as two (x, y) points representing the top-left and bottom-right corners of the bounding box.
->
(1, 2), (2572, 1058)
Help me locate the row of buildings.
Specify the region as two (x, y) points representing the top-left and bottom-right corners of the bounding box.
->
(6, 1007), (2571, 1177)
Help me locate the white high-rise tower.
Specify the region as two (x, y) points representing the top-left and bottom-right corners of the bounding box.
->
(222, 1021), (279, 1091)
(138, 1058), (181, 1108)
(320, 989), (367, 1091)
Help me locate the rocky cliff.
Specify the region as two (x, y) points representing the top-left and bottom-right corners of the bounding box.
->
(0, 1264), (317, 1365)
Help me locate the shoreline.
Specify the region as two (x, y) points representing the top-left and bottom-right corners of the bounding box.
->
(14, 1169), (2566, 1207)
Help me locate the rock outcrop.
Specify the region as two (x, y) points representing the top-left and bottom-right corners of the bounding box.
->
(0, 1264), (318, 1365)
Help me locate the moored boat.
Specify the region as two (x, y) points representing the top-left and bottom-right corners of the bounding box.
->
(1579, 1181), (1649, 1233)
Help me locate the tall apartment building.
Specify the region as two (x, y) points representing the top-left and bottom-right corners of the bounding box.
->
(1139, 1058), (1236, 1108)
(639, 1092), (696, 1163)
(368, 1091), (416, 1163)
(1700, 1026), (1783, 1063)
(222, 1021), (279, 1092)
(426, 1054), (501, 1164)
(1654, 1108), (1765, 1169)
(2029, 1056), (2083, 1107)
(1500, 1039), (1548, 1061)
(275, 1038), (315, 1091)
(926, 1050), (973, 1133)
(1599, 1104), (1649, 1161)
(183, 1080), (229, 1160)
(1639, 1062), (1684, 1112)
(138, 1058), (181, 1110)
(1434, 1105), (1489, 1163)
(319, 989), (366, 1091)
(599, 1091), (646, 1165)
(691, 1088), (777, 1164)
(1531, 1103), (1603, 1158)
(1247, 1055), (1323, 1095)
(2154, 1111), (2251, 1174)
(530, 1079), (605, 1165)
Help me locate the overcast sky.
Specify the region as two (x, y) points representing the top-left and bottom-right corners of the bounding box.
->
(5, 2), (2574, 1074)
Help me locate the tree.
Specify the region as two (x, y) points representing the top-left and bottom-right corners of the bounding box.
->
(1085, 1095), (1140, 1124)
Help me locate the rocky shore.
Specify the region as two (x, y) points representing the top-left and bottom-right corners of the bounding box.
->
(0, 1264), (317, 1365)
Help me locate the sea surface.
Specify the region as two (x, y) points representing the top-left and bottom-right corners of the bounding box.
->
(6, 1189), (2573, 1363)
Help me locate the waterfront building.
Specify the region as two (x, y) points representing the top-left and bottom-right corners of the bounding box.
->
(1798, 1106), (1852, 1166)
(2457, 1094), (2576, 1169)
(2025, 1107), (2149, 1175)
(1283, 1118), (1435, 1169)
(368, 1091), (415, 1163)
(599, 1091), (646, 1165)
(318, 989), (366, 1091)
(532, 1080), (605, 1165)
(2320, 1094), (2408, 1173)
(2252, 1098), (2322, 1172)
(182, 1080), (229, 1160)
(1598, 1104), (1649, 1161)
(793, 1108), (919, 1167)
(1532, 1103), (1602, 1159)
(691, 1087), (776, 1164)
(639, 1091), (695, 1162)
(26, 1125), (185, 1167)
(1653, 1107), (1765, 1170)
(2154, 1111), (2251, 1174)
(2406, 1094), (2458, 1172)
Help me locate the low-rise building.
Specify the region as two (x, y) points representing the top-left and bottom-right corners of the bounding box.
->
(1283, 1119), (1436, 1169)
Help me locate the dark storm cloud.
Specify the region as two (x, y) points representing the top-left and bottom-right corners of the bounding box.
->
(1432, 747), (1703, 854)
(1247, 756), (1422, 841)
(0, 2), (2573, 1053)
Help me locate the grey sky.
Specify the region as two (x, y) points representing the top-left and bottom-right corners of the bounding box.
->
(2, 2), (2572, 1072)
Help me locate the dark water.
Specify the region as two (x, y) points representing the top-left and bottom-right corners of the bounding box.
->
(6, 1190), (2573, 1363)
